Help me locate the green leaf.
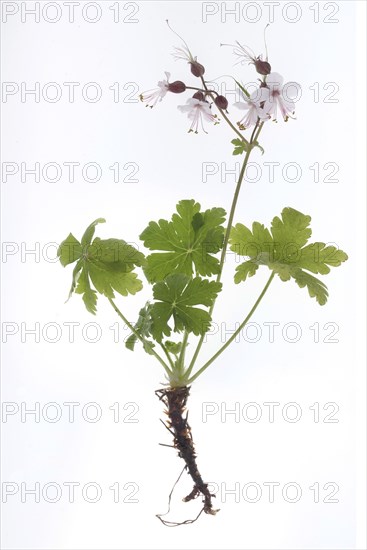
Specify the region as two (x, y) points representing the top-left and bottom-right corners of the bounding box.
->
(85, 238), (145, 299)
(87, 263), (142, 299)
(75, 268), (97, 314)
(59, 220), (145, 314)
(140, 200), (226, 282)
(230, 221), (272, 260)
(58, 233), (82, 266)
(88, 238), (145, 268)
(295, 243), (349, 274)
(234, 79), (250, 98)
(234, 260), (259, 284)
(149, 274), (222, 341)
(271, 208), (312, 250)
(231, 138), (249, 156)
(81, 218), (106, 247)
(164, 340), (182, 356)
(126, 303), (154, 353)
(229, 207), (348, 305)
(293, 269), (329, 306)
(68, 258), (83, 299)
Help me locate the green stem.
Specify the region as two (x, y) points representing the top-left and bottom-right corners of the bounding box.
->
(178, 330), (189, 372)
(218, 125), (264, 283)
(200, 76), (249, 144)
(160, 343), (175, 370)
(252, 120), (264, 145)
(186, 86), (218, 95)
(186, 121), (264, 379)
(215, 101), (247, 142)
(108, 297), (172, 377)
(187, 272), (275, 384)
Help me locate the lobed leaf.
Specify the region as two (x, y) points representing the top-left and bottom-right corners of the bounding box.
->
(231, 138), (249, 156)
(58, 219), (145, 314)
(149, 274), (222, 341)
(140, 200), (226, 282)
(229, 207), (348, 305)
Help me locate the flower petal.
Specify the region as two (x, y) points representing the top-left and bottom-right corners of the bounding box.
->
(263, 99), (277, 117)
(266, 72), (284, 88)
(283, 81), (301, 100)
(256, 88), (270, 103)
(178, 104), (192, 113)
(256, 106), (271, 120)
(233, 101), (250, 111)
(282, 98), (296, 112)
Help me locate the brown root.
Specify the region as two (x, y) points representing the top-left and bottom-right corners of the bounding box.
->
(155, 386), (219, 525)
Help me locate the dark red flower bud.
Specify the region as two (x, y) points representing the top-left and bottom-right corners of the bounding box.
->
(190, 61), (205, 77)
(214, 95), (228, 110)
(255, 59), (271, 76)
(192, 91), (205, 101)
(168, 80), (186, 93)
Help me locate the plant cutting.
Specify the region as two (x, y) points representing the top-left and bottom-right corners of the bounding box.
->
(57, 24), (348, 525)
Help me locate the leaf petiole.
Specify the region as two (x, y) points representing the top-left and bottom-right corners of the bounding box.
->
(159, 343), (175, 370)
(177, 331), (189, 372)
(187, 272), (275, 384)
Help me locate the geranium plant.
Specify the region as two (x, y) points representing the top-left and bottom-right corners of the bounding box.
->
(57, 24), (348, 525)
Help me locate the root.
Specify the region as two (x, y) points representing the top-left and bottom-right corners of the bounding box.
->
(155, 386), (219, 525)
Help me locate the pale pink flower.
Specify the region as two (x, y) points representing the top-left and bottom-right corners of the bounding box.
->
(140, 72), (171, 108)
(233, 90), (269, 129)
(178, 98), (217, 133)
(258, 73), (300, 121)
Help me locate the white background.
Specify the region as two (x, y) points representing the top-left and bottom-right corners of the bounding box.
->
(1, 1), (366, 549)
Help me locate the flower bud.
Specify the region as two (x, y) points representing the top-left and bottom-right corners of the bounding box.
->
(190, 61), (205, 77)
(255, 59), (271, 76)
(214, 95), (228, 110)
(192, 91), (205, 101)
(168, 80), (186, 94)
